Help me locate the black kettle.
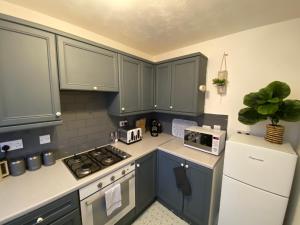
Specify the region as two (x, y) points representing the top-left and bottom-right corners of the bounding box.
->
(150, 119), (162, 137)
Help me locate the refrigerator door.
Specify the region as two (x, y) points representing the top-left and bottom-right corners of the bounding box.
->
(224, 135), (297, 197)
(218, 175), (288, 225)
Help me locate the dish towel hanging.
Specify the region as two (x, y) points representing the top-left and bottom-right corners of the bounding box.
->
(174, 166), (192, 196)
(105, 183), (122, 216)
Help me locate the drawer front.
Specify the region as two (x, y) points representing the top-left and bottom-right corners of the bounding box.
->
(50, 209), (81, 225)
(224, 140), (297, 197)
(6, 192), (79, 225)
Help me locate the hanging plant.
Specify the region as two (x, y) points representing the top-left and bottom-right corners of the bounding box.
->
(213, 78), (227, 86)
(212, 53), (228, 95)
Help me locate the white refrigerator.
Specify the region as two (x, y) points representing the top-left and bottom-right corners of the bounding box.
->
(218, 134), (297, 225)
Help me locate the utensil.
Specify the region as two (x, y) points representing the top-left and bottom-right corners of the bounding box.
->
(42, 151), (56, 166)
(26, 154), (42, 171)
(9, 158), (26, 176)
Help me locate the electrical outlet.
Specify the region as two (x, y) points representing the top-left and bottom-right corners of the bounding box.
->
(0, 139), (23, 152)
(119, 120), (128, 127)
(213, 125), (221, 130)
(39, 135), (51, 145)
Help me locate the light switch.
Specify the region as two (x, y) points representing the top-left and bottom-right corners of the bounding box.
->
(39, 135), (51, 145)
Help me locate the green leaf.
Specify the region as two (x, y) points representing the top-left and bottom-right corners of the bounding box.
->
(238, 108), (266, 125)
(257, 87), (273, 101)
(267, 81), (290, 99)
(267, 97), (281, 103)
(257, 103), (279, 115)
(244, 93), (266, 107)
(279, 100), (300, 122)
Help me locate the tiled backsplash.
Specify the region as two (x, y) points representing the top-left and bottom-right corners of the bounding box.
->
(0, 91), (228, 160)
(1, 91), (118, 159)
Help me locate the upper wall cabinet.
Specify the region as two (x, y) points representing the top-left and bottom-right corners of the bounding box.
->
(141, 63), (155, 111)
(57, 36), (119, 92)
(108, 55), (154, 116)
(155, 63), (172, 111)
(155, 55), (207, 116)
(0, 20), (61, 133)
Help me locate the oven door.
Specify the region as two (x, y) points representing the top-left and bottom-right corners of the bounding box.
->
(80, 171), (135, 225)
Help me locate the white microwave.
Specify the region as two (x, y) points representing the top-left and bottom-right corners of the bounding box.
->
(184, 126), (226, 155)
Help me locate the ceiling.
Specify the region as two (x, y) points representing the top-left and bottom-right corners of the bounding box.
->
(5, 0), (300, 55)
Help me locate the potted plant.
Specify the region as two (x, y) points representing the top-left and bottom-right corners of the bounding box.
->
(213, 78), (227, 94)
(238, 81), (300, 144)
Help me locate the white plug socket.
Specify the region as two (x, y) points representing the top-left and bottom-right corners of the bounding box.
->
(39, 135), (51, 145)
(0, 139), (23, 152)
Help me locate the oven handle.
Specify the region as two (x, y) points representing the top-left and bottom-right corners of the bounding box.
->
(85, 172), (135, 206)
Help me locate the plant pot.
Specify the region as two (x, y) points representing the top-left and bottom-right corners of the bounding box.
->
(265, 124), (284, 144)
(217, 85), (226, 95)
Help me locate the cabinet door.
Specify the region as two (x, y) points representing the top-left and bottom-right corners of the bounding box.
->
(183, 161), (212, 225)
(155, 63), (172, 111)
(119, 55), (141, 113)
(50, 209), (81, 225)
(141, 63), (154, 111)
(57, 36), (118, 92)
(0, 20), (61, 128)
(157, 151), (183, 213)
(136, 151), (157, 215)
(171, 57), (199, 113)
(6, 192), (79, 225)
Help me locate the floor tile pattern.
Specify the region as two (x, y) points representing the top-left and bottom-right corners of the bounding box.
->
(132, 201), (188, 225)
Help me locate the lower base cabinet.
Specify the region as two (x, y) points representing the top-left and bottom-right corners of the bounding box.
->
(157, 151), (213, 225)
(50, 209), (81, 225)
(5, 192), (81, 225)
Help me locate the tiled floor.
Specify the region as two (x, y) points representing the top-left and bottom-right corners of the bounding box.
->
(132, 201), (188, 225)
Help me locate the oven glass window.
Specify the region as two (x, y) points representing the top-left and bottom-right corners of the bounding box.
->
(87, 179), (131, 225)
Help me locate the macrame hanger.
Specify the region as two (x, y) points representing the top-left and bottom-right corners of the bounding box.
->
(219, 52), (228, 71)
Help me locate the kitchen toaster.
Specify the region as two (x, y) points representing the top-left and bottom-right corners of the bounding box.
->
(118, 127), (142, 144)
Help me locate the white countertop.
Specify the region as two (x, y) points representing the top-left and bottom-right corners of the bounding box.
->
(0, 133), (221, 224)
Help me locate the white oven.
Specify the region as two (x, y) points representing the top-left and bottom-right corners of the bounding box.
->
(80, 163), (135, 225)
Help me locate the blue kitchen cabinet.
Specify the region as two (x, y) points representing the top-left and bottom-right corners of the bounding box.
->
(135, 151), (157, 215)
(157, 151), (184, 214)
(5, 192), (81, 225)
(183, 160), (213, 225)
(157, 151), (214, 225)
(0, 19), (62, 133)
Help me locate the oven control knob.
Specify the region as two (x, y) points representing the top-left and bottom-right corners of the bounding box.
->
(122, 170), (126, 175)
(111, 176), (115, 181)
(97, 182), (103, 189)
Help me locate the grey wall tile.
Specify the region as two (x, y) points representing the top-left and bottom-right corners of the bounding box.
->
(0, 90), (228, 161)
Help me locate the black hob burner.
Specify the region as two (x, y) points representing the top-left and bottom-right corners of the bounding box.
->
(63, 145), (131, 179)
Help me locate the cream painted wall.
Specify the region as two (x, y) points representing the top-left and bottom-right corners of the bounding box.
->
(155, 18), (300, 147)
(0, 1), (152, 60)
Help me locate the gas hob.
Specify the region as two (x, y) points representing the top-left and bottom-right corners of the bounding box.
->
(63, 145), (131, 179)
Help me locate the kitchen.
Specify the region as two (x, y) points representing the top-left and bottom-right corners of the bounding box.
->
(0, 1), (300, 225)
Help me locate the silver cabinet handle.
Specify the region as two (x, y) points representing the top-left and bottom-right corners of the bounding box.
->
(154, 105), (157, 108)
(136, 163), (140, 168)
(56, 112), (61, 117)
(181, 163), (184, 167)
(36, 217), (44, 224)
(93, 86), (98, 90)
(121, 107), (125, 111)
(169, 106), (173, 109)
(185, 164), (189, 169)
